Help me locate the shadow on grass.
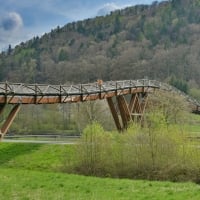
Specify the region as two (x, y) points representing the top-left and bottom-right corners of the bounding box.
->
(0, 143), (42, 166)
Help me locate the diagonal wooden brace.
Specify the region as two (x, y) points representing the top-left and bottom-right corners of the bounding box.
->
(107, 97), (122, 131)
(129, 93), (148, 123)
(117, 95), (132, 129)
(0, 104), (21, 140)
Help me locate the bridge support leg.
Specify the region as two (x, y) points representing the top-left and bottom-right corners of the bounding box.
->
(129, 93), (148, 123)
(0, 104), (21, 140)
(117, 96), (132, 130)
(107, 93), (148, 131)
(107, 97), (122, 131)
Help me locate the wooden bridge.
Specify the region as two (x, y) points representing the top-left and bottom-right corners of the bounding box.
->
(0, 79), (199, 139)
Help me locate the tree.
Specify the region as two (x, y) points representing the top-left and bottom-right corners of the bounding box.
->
(72, 100), (115, 133)
(169, 75), (189, 94)
(7, 44), (12, 55)
(58, 49), (69, 62)
(146, 91), (190, 125)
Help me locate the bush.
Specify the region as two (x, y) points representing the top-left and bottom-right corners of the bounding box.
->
(74, 122), (113, 176)
(68, 117), (200, 182)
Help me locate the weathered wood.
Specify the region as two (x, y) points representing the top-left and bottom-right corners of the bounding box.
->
(128, 93), (148, 123)
(0, 104), (21, 140)
(117, 96), (132, 129)
(107, 97), (122, 131)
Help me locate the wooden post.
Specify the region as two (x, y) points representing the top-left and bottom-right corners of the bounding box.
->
(117, 95), (132, 129)
(107, 97), (122, 131)
(0, 104), (21, 140)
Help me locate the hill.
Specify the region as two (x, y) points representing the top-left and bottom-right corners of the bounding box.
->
(0, 0), (200, 91)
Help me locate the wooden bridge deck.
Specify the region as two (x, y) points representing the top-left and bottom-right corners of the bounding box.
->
(0, 79), (199, 106)
(0, 79), (159, 104)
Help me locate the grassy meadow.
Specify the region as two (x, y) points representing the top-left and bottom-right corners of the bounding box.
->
(1, 112), (200, 200)
(1, 142), (200, 200)
(1, 167), (200, 200)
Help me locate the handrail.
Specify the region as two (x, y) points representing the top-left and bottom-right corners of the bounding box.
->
(0, 79), (158, 95)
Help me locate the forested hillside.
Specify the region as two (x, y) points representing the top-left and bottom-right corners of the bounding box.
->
(1, 0), (200, 91)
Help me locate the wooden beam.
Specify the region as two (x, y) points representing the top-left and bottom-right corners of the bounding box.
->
(135, 94), (142, 114)
(129, 94), (139, 122)
(117, 96), (132, 129)
(0, 87), (153, 104)
(129, 94), (137, 113)
(0, 104), (21, 140)
(107, 97), (122, 131)
(129, 93), (148, 123)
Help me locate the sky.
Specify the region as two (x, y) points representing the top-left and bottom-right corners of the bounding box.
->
(0, 0), (164, 51)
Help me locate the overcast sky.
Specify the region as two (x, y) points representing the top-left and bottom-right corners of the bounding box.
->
(0, 0), (164, 51)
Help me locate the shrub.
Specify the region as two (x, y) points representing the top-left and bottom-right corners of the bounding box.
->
(74, 121), (113, 176)
(69, 117), (200, 182)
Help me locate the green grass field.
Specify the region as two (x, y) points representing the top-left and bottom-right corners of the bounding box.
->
(1, 167), (200, 200)
(0, 143), (72, 172)
(1, 142), (200, 200)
